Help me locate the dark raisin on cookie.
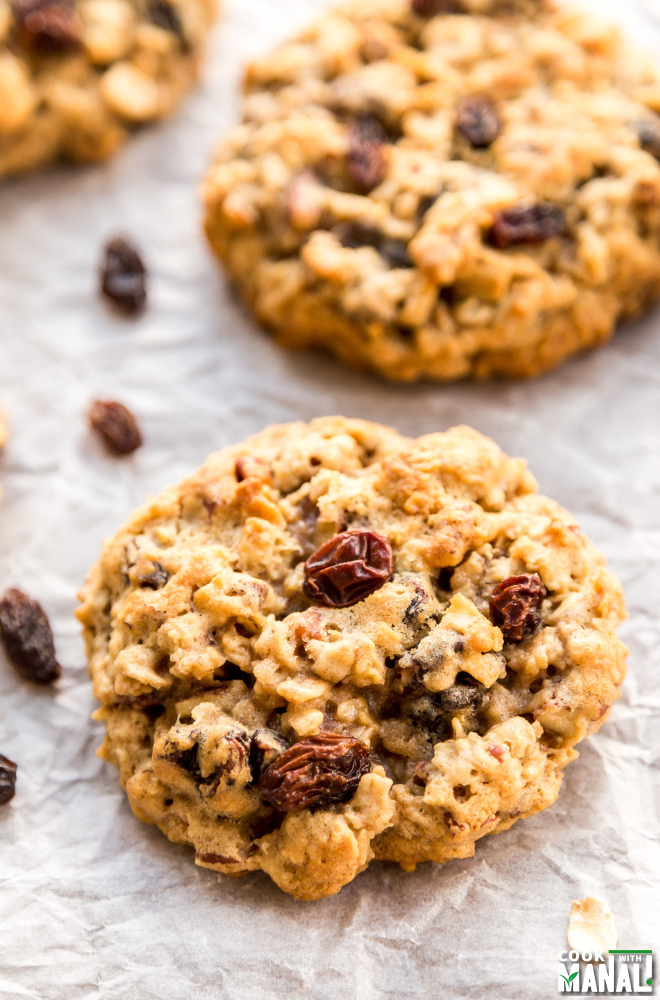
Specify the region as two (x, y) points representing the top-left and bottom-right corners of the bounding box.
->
(334, 222), (412, 269)
(456, 95), (502, 148)
(347, 116), (389, 193)
(147, 0), (184, 39)
(0, 588), (61, 684)
(489, 574), (546, 643)
(489, 203), (567, 248)
(13, 0), (80, 51)
(304, 528), (393, 608)
(137, 562), (169, 590)
(249, 729), (290, 781)
(89, 400), (143, 455)
(633, 118), (660, 161)
(259, 733), (371, 811)
(403, 675), (484, 740)
(101, 237), (147, 316)
(411, 0), (458, 16)
(0, 754), (17, 805)
(163, 729), (251, 791)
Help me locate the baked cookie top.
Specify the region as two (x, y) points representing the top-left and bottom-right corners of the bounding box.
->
(0, 0), (216, 178)
(78, 418), (627, 900)
(204, 0), (660, 381)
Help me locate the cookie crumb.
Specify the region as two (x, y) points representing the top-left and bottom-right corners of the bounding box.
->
(568, 897), (617, 960)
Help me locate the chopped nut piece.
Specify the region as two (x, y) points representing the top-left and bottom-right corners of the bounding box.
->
(568, 898), (617, 960)
(89, 400), (143, 455)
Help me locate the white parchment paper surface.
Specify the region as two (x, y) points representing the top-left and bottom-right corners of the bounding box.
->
(0, 0), (659, 997)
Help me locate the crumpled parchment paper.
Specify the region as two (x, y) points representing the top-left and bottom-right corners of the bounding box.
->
(0, 1), (659, 997)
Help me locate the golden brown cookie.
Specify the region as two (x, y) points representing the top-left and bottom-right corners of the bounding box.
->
(78, 418), (627, 899)
(0, 0), (216, 178)
(204, 0), (660, 381)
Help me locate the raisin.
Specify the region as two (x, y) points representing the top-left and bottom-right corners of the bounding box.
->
(490, 203), (567, 248)
(304, 528), (393, 608)
(259, 733), (371, 812)
(0, 589), (61, 684)
(165, 729), (251, 793)
(412, 0), (457, 15)
(347, 116), (388, 193)
(489, 574), (546, 643)
(437, 675), (484, 712)
(147, 0), (183, 38)
(403, 678), (483, 739)
(101, 237), (147, 316)
(456, 95), (501, 149)
(380, 238), (413, 269)
(634, 118), (660, 161)
(249, 729), (290, 781)
(334, 222), (412, 268)
(14, 0), (79, 51)
(137, 561), (169, 589)
(116, 692), (164, 710)
(89, 400), (143, 455)
(0, 754), (17, 805)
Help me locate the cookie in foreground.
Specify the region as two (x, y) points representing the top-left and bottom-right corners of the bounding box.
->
(0, 0), (216, 179)
(77, 418), (627, 899)
(204, 0), (660, 381)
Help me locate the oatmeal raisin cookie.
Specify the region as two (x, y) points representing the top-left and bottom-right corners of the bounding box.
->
(204, 0), (660, 380)
(78, 418), (627, 899)
(0, 0), (216, 178)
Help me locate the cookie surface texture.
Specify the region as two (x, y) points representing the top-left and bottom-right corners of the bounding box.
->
(203, 0), (660, 381)
(0, 0), (216, 178)
(78, 418), (627, 900)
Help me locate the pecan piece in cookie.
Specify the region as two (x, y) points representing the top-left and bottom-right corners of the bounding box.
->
(0, 588), (61, 684)
(489, 574), (546, 643)
(347, 116), (388, 193)
(14, 0), (80, 52)
(456, 95), (501, 149)
(89, 400), (143, 455)
(0, 755), (17, 805)
(259, 733), (371, 812)
(489, 203), (567, 248)
(304, 528), (393, 608)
